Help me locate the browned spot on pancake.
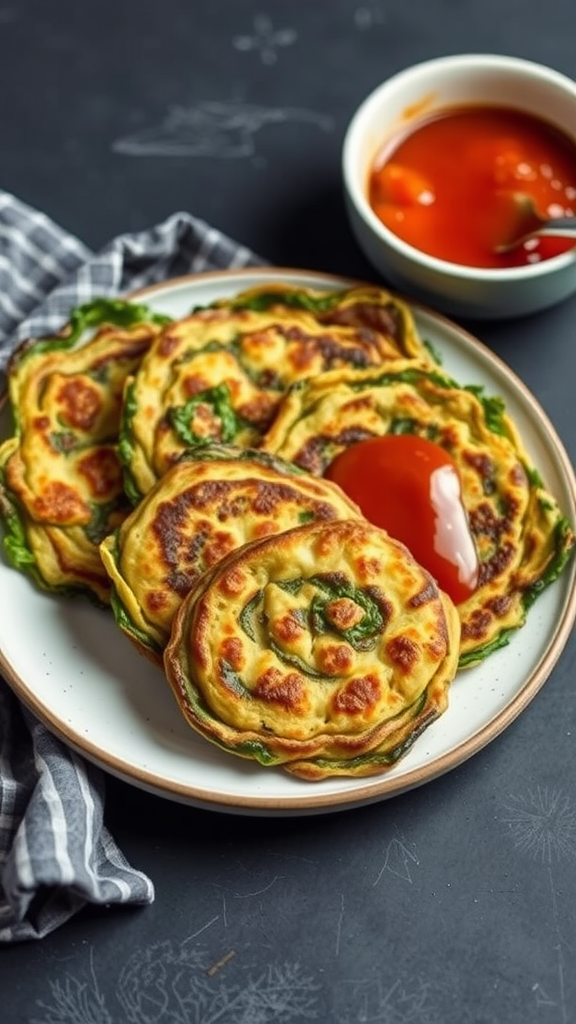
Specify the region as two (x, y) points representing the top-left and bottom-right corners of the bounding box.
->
(292, 438), (330, 474)
(241, 328), (276, 351)
(342, 395), (376, 416)
(510, 462), (528, 487)
(153, 502), (235, 591)
(57, 379), (102, 431)
(386, 635), (419, 674)
(166, 568), (201, 598)
(310, 502), (344, 522)
(216, 494), (250, 519)
(271, 611), (306, 645)
(257, 368), (282, 388)
(218, 567), (248, 596)
(463, 450), (496, 492)
(478, 540), (516, 586)
(354, 555), (382, 581)
(460, 607), (492, 642)
(33, 480), (89, 523)
(203, 531), (236, 568)
(424, 607), (449, 659)
(191, 402), (223, 440)
(251, 482), (292, 515)
(183, 373), (211, 397)
(254, 519), (280, 538)
(332, 673), (381, 714)
(318, 301), (401, 342)
(281, 326), (377, 372)
(253, 667), (306, 712)
(157, 328), (181, 358)
(313, 530), (342, 559)
(33, 415), (50, 434)
(157, 416), (172, 438)
(152, 500), (205, 561)
(409, 578), (438, 608)
(325, 597), (364, 630)
(313, 570), (350, 591)
(78, 448), (123, 498)
(237, 393), (278, 429)
(337, 427), (377, 448)
(469, 498), (516, 541)
(317, 643), (354, 675)
(182, 481), (228, 511)
(520, 530), (539, 564)
(297, 428), (375, 473)
(486, 593), (513, 617)
(146, 590), (170, 614)
(438, 423), (460, 450)
(239, 328), (289, 378)
(286, 340), (322, 374)
(221, 636), (244, 671)
(364, 585), (393, 624)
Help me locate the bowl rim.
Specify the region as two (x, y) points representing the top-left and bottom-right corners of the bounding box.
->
(342, 52), (576, 283)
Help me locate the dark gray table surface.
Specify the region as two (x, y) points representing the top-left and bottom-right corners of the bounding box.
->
(1, 2), (576, 1022)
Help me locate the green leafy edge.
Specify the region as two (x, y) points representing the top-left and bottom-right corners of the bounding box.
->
(0, 297), (172, 596)
(11, 298), (172, 371)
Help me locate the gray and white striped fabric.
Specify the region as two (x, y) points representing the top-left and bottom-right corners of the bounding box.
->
(0, 189), (261, 942)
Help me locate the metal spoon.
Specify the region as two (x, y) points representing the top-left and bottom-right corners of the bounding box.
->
(494, 192), (576, 254)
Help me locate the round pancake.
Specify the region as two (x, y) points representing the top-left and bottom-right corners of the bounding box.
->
(211, 282), (430, 361)
(119, 291), (430, 503)
(164, 518), (460, 780)
(100, 444), (364, 662)
(0, 315), (162, 602)
(259, 362), (575, 666)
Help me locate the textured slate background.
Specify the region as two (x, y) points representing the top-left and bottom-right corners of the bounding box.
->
(1, 1), (576, 1022)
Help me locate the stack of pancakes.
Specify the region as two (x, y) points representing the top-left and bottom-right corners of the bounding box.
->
(0, 283), (572, 779)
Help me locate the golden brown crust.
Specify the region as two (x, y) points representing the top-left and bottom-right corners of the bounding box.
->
(259, 363), (575, 665)
(100, 444), (364, 661)
(164, 519), (460, 779)
(120, 289), (431, 501)
(212, 283), (430, 362)
(0, 321), (160, 601)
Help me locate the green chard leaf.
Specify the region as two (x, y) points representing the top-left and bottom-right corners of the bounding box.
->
(169, 383), (246, 446)
(204, 288), (347, 316)
(13, 298), (172, 368)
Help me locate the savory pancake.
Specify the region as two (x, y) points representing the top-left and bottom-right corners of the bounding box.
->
(100, 443), (363, 662)
(210, 282), (430, 362)
(120, 291), (430, 503)
(0, 302), (167, 602)
(259, 361), (575, 666)
(164, 518), (461, 780)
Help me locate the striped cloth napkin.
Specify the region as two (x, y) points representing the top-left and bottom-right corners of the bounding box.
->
(0, 190), (260, 942)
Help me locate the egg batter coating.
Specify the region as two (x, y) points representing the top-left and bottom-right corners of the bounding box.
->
(100, 443), (363, 662)
(164, 519), (461, 780)
(210, 282), (430, 361)
(119, 287), (430, 503)
(0, 303), (166, 602)
(259, 362), (575, 666)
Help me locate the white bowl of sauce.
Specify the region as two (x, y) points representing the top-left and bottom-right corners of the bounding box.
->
(342, 54), (576, 319)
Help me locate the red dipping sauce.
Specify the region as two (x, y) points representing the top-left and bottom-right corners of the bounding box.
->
(368, 105), (576, 269)
(325, 435), (479, 606)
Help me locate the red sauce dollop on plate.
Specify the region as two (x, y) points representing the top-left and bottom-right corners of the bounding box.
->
(368, 104), (576, 268)
(325, 435), (479, 606)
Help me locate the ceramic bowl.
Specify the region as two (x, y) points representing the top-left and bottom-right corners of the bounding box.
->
(342, 53), (576, 319)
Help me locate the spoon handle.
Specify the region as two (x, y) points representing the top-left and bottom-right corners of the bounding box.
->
(495, 217), (576, 253)
(534, 217), (576, 237)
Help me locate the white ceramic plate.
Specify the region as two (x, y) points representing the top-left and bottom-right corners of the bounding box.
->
(1, 268), (575, 815)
